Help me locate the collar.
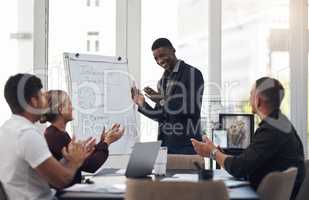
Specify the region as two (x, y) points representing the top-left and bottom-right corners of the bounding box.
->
(9, 114), (38, 132)
(163, 60), (181, 77)
(259, 109), (281, 126)
(11, 114), (35, 125)
(258, 109), (294, 133)
(172, 59), (181, 73)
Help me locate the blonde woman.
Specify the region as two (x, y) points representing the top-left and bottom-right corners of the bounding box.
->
(41, 90), (124, 185)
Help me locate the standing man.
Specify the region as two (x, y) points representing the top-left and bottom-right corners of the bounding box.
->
(191, 77), (305, 199)
(132, 38), (204, 154)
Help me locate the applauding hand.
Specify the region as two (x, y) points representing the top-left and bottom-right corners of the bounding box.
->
(131, 86), (145, 107)
(62, 137), (96, 168)
(101, 124), (125, 145)
(191, 136), (216, 157)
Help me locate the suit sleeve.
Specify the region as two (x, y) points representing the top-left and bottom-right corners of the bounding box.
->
(137, 78), (167, 122)
(224, 127), (288, 178)
(188, 69), (204, 117)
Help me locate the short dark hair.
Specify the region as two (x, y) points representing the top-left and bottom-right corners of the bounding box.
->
(151, 38), (174, 51)
(255, 77), (285, 110)
(4, 73), (43, 114)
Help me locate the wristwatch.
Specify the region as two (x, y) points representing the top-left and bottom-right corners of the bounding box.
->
(210, 148), (219, 160)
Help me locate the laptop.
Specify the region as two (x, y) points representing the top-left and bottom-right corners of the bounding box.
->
(93, 141), (162, 178)
(125, 141), (162, 178)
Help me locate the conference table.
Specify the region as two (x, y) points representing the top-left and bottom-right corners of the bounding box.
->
(58, 169), (259, 200)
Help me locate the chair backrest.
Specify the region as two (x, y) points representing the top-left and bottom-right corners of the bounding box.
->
(166, 154), (205, 170)
(125, 179), (229, 200)
(0, 181), (8, 200)
(296, 159), (309, 200)
(257, 167), (297, 200)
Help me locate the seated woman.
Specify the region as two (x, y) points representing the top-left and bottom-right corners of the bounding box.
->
(41, 90), (124, 185)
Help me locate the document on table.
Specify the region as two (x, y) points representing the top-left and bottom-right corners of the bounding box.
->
(64, 183), (126, 194)
(213, 169), (233, 180)
(223, 180), (250, 188)
(160, 172), (249, 188)
(116, 169), (126, 175)
(64, 175), (127, 194)
(161, 174), (199, 182)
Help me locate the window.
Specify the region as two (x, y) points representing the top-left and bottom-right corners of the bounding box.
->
(95, 40), (100, 52)
(221, 0), (290, 119)
(87, 40), (91, 51)
(48, 0), (116, 91)
(86, 31), (100, 52)
(95, 0), (100, 7)
(141, 0), (209, 142)
(0, 0), (34, 124)
(87, 0), (100, 7)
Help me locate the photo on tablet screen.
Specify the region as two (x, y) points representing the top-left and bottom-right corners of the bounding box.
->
(219, 114), (254, 149)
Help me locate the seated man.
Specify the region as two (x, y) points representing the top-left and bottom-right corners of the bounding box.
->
(191, 77), (305, 200)
(0, 74), (94, 200)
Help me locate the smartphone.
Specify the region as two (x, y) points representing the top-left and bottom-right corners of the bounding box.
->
(144, 87), (156, 95)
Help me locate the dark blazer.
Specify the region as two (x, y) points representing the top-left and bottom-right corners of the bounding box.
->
(139, 61), (204, 154)
(224, 110), (305, 200)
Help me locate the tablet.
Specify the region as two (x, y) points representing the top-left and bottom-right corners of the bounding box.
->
(219, 114), (254, 149)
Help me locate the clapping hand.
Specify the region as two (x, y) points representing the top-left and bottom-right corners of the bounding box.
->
(191, 136), (216, 157)
(131, 86), (145, 107)
(100, 124), (125, 145)
(62, 136), (96, 167)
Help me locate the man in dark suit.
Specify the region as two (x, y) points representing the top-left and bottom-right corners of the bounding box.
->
(132, 38), (204, 154)
(191, 77), (305, 199)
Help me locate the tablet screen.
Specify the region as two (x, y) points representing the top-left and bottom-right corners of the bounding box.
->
(219, 114), (253, 149)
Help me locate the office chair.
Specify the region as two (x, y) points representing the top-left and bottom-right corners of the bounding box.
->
(0, 181), (8, 200)
(125, 179), (228, 200)
(257, 167), (297, 200)
(296, 159), (309, 200)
